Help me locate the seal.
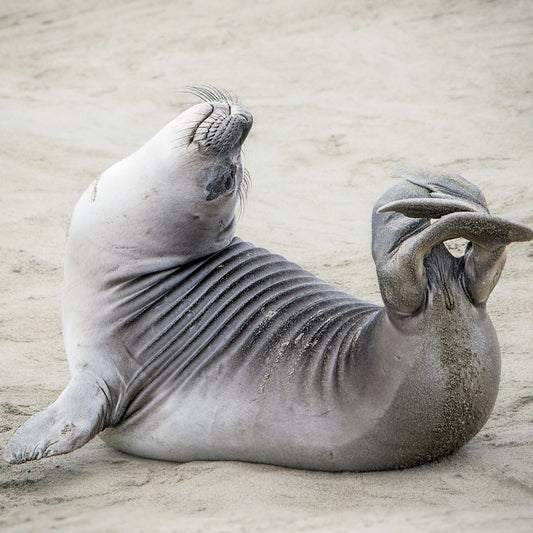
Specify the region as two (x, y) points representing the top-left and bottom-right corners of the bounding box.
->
(5, 88), (533, 471)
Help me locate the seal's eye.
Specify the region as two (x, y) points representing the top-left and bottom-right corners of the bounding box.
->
(223, 169), (235, 192)
(206, 164), (237, 201)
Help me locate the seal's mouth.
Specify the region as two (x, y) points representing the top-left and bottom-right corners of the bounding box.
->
(190, 104), (253, 155)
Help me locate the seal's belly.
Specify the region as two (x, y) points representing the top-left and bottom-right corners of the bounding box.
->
(101, 374), (353, 469)
(101, 238), (380, 466)
(100, 240), (499, 470)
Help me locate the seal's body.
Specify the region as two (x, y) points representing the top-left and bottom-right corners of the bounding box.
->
(5, 89), (532, 470)
(99, 238), (498, 471)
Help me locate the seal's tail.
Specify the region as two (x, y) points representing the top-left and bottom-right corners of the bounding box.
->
(372, 169), (533, 314)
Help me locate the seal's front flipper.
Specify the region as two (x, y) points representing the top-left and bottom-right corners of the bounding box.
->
(4, 377), (109, 464)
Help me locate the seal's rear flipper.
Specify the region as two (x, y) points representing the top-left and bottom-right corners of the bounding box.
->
(409, 212), (532, 304)
(391, 167), (490, 211)
(372, 170), (533, 314)
(377, 197), (481, 219)
(4, 377), (109, 464)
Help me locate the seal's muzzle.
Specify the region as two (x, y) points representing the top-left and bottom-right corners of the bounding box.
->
(193, 104), (253, 155)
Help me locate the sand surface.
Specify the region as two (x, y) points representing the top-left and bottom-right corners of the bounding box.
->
(1, 1), (532, 531)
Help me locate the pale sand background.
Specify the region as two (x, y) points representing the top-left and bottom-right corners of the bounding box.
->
(1, 1), (532, 531)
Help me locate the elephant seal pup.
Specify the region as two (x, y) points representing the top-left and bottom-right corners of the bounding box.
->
(5, 90), (533, 471)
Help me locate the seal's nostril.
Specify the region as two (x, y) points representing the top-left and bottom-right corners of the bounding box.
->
(236, 110), (253, 125)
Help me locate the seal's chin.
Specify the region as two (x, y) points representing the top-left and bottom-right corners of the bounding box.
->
(192, 103), (253, 155)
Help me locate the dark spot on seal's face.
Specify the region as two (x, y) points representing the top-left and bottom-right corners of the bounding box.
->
(206, 163), (237, 201)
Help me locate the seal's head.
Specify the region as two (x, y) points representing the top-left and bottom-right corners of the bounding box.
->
(171, 86), (253, 207)
(68, 87), (253, 270)
(129, 86), (254, 258)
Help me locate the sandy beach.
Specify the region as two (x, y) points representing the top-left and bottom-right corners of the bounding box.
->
(1, 1), (532, 531)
